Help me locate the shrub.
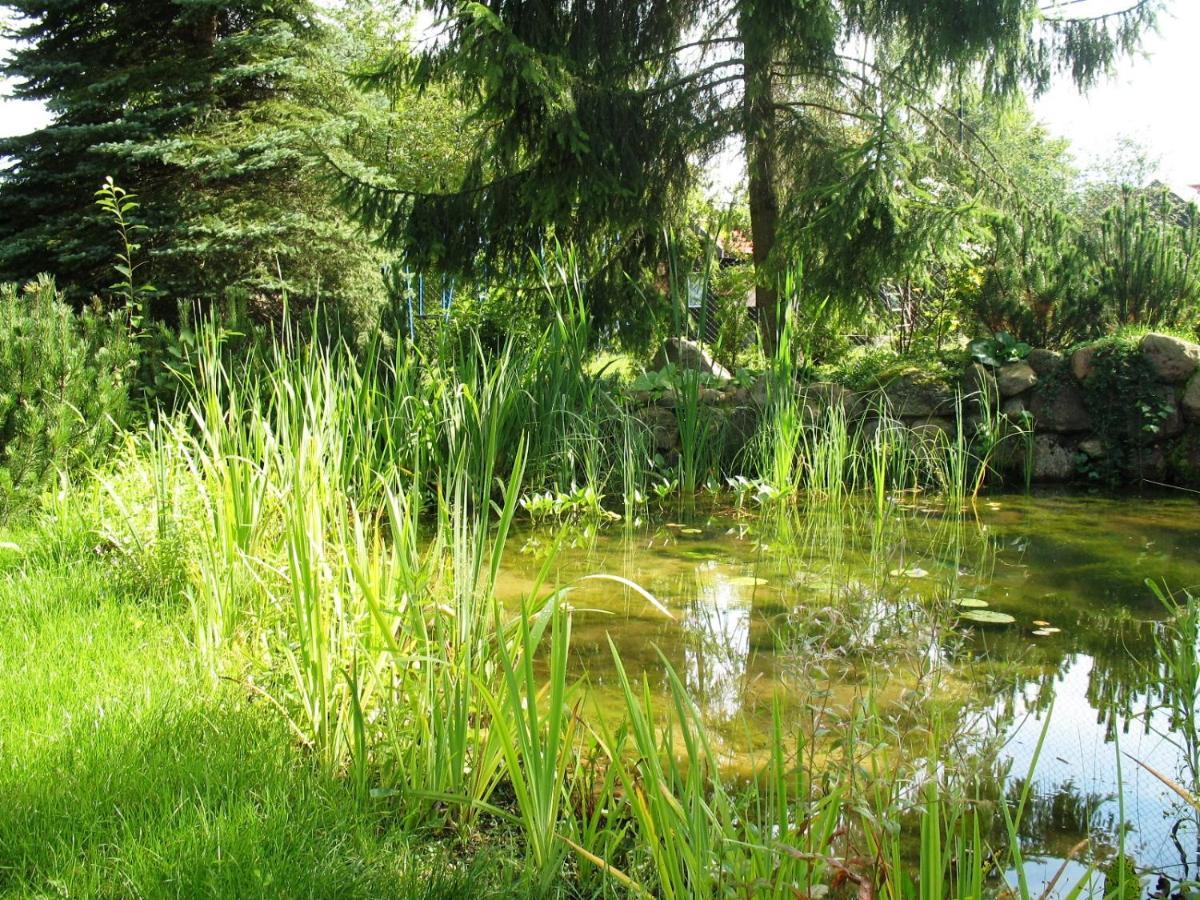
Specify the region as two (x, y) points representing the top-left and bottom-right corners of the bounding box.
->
(0, 276), (135, 514)
(709, 264), (757, 369)
(969, 208), (1102, 349)
(1091, 188), (1200, 331)
(820, 343), (967, 393)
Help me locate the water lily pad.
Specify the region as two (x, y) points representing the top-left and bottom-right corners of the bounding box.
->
(954, 598), (989, 609)
(803, 579), (839, 594)
(1032, 619), (1051, 627)
(889, 567), (929, 578)
(729, 576), (768, 588)
(959, 610), (1015, 625)
(680, 528), (703, 535)
(1030, 626), (1061, 636)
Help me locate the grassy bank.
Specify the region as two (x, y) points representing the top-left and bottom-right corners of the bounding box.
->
(2, 306), (1190, 897)
(0, 529), (540, 897)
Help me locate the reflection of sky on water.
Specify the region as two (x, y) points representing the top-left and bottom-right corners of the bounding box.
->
(682, 565), (751, 721)
(501, 490), (1200, 888)
(999, 654), (1198, 896)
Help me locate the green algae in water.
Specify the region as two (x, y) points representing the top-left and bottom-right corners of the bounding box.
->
(497, 489), (1200, 879)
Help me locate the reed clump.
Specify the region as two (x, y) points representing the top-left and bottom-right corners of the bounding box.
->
(70, 298), (1094, 898)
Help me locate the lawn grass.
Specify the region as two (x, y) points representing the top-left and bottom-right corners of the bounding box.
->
(0, 530), (526, 898)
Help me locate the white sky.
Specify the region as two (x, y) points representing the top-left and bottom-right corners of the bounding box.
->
(1031, 0), (1200, 194)
(2, 2), (1197, 192)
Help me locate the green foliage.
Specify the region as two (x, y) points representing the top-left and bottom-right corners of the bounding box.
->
(1092, 188), (1200, 330)
(1101, 853), (1141, 900)
(820, 344), (965, 394)
(345, 0), (1159, 350)
(968, 331), (1031, 368)
(0, 276), (135, 515)
(628, 362), (725, 396)
(0, 2), (316, 308)
(970, 207), (1102, 348)
(709, 264), (758, 369)
(0, 0), (404, 339)
(967, 187), (1200, 349)
(95, 178), (156, 330)
(1063, 335), (1175, 483)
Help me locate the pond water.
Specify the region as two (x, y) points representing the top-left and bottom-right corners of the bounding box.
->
(498, 490), (1200, 893)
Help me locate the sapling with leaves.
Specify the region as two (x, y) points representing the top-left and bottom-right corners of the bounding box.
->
(95, 178), (155, 330)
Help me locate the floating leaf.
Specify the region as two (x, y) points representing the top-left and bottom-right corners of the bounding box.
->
(959, 610), (1015, 625)
(729, 576), (768, 588)
(680, 528), (703, 535)
(1031, 626), (1061, 635)
(805, 580), (838, 593)
(1032, 619), (1050, 627)
(954, 598), (989, 609)
(889, 567), (929, 578)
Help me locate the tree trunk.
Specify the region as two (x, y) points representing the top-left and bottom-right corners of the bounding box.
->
(741, 10), (781, 356)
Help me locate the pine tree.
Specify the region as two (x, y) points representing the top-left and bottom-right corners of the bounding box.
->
(0, 1), (343, 321)
(346, 0), (1162, 354)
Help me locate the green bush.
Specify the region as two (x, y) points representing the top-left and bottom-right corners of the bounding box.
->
(0, 276), (135, 514)
(969, 208), (1102, 349)
(819, 343), (967, 393)
(1092, 188), (1200, 330)
(709, 264), (757, 368)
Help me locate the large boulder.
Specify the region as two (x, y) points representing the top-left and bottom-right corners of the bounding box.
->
(1078, 436), (1106, 459)
(1166, 428), (1200, 488)
(961, 363), (999, 409)
(1032, 434), (1077, 482)
(881, 370), (955, 417)
(1183, 372), (1200, 423)
(997, 361), (1037, 398)
(1001, 396), (1029, 419)
(1030, 380), (1091, 433)
(1071, 345), (1099, 382)
(652, 338), (732, 380)
(908, 417), (956, 441)
(1147, 386), (1184, 441)
(1140, 333), (1200, 384)
(1027, 349), (1064, 377)
(633, 405), (679, 453)
(799, 381), (861, 421)
(1127, 445), (1168, 482)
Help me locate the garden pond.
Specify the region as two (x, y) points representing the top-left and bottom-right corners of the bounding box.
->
(497, 489), (1200, 894)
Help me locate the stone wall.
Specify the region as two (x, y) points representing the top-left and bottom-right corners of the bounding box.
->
(626, 333), (1200, 487)
(983, 333), (1200, 484)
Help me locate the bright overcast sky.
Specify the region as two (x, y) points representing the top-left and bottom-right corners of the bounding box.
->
(1, 2), (1197, 192)
(1032, 0), (1200, 194)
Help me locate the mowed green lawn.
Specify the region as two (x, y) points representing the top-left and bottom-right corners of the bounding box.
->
(0, 527), (521, 898)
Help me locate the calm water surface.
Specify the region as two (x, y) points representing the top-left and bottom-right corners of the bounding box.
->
(498, 489), (1200, 892)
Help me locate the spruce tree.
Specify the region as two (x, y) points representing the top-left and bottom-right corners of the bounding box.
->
(0, 1), (336, 320)
(347, 0), (1163, 353)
